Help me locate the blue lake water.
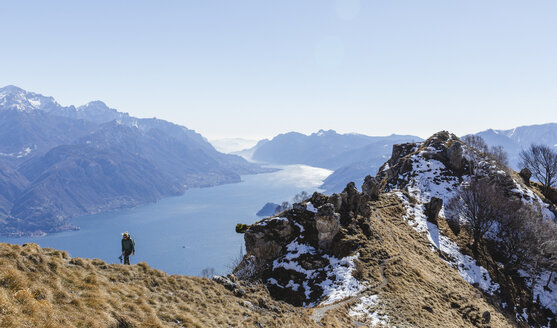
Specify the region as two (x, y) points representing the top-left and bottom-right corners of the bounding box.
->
(0, 165), (331, 276)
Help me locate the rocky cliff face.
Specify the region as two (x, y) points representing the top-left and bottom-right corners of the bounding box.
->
(235, 131), (557, 327)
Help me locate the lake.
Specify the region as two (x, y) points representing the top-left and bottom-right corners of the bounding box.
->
(0, 164), (331, 276)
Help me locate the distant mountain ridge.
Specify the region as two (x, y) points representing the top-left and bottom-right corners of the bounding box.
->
(240, 129), (421, 193)
(246, 129), (421, 170)
(0, 85), (271, 236)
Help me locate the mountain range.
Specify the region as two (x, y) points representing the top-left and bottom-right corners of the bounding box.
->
(238, 130), (421, 193)
(241, 124), (557, 194)
(0, 86), (271, 236)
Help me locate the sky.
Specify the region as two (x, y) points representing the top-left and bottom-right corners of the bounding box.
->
(1, 0), (556, 140)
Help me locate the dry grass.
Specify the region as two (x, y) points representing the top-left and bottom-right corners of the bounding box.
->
(314, 193), (518, 328)
(0, 192), (525, 327)
(0, 243), (317, 328)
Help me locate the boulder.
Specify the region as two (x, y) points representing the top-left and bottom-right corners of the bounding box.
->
(314, 204), (340, 249)
(362, 175), (381, 200)
(446, 141), (464, 172)
(519, 167), (532, 186)
(482, 311), (491, 324)
(424, 197), (443, 225)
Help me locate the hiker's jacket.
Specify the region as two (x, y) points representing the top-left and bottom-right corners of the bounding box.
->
(122, 237), (135, 252)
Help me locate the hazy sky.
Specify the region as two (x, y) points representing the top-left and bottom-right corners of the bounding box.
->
(1, 1), (556, 140)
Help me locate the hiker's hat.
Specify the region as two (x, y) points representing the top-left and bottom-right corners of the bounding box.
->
(122, 231), (129, 237)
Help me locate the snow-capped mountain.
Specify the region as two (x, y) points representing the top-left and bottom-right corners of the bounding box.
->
(0, 85), (271, 236)
(0, 85), (61, 112)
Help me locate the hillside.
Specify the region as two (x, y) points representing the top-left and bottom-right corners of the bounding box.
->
(1, 131), (555, 327)
(0, 86), (271, 236)
(0, 242), (316, 328)
(236, 131), (556, 327)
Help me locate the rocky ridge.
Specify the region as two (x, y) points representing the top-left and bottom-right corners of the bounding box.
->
(235, 131), (557, 327)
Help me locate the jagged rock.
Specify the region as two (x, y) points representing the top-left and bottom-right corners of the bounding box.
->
(310, 192), (329, 208)
(315, 203), (340, 249)
(328, 193), (342, 211)
(425, 197), (443, 225)
(362, 175), (381, 200)
(446, 141), (464, 172)
(340, 182), (360, 214)
(244, 218), (294, 260)
(519, 167), (532, 186)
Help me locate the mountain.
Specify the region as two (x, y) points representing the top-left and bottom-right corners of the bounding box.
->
(2, 131), (556, 327)
(235, 131), (556, 327)
(0, 86), (271, 236)
(247, 129), (420, 168)
(243, 130), (421, 194)
(471, 123), (557, 169)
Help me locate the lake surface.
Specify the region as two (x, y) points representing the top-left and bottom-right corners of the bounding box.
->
(0, 165), (331, 276)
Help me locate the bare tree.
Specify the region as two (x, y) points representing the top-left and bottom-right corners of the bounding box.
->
(488, 145), (509, 166)
(448, 178), (505, 250)
(522, 218), (557, 298)
(462, 135), (488, 153)
(496, 201), (533, 271)
(520, 144), (557, 196)
(292, 191), (309, 203)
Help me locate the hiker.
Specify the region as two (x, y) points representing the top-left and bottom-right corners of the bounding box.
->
(121, 231), (135, 265)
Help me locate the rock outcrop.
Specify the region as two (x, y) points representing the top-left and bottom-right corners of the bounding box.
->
(425, 197), (443, 224)
(361, 175), (381, 200)
(519, 167), (532, 186)
(315, 204), (340, 249)
(244, 217), (295, 260)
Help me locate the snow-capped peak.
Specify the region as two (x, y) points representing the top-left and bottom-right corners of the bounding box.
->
(0, 85), (59, 112)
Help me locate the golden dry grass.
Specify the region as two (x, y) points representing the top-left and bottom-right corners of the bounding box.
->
(314, 193), (519, 328)
(0, 192), (524, 327)
(0, 243), (317, 328)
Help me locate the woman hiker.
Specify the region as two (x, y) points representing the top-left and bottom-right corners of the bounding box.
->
(121, 231), (135, 265)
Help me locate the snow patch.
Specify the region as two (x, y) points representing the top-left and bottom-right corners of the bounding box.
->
(270, 240), (364, 307)
(349, 294), (392, 326)
(306, 202), (317, 213)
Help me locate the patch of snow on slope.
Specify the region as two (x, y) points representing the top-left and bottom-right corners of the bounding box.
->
(390, 152), (500, 295)
(510, 180), (556, 221)
(0, 146), (35, 158)
(396, 191), (500, 295)
(349, 294), (392, 326)
(520, 270), (557, 315)
(271, 239), (364, 307)
(319, 253), (363, 305)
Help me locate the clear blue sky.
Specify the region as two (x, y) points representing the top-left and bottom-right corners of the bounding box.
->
(1, 0), (556, 139)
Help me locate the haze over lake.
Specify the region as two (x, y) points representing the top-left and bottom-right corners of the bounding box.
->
(0, 165), (331, 276)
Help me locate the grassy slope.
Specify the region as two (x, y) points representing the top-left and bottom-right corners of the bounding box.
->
(0, 243), (316, 328)
(0, 193), (520, 327)
(313, 193), (517, 328)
